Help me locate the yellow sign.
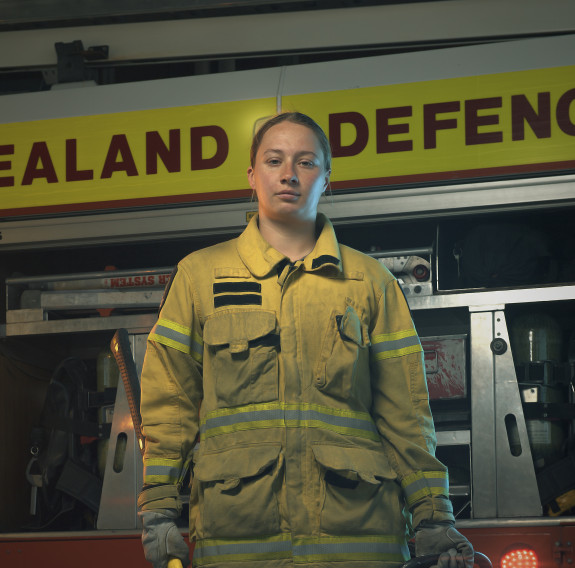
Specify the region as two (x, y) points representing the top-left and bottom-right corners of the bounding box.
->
(1, 66), (574, 217)
(284, 65), (575, 189)
(0, 98), (276, 216)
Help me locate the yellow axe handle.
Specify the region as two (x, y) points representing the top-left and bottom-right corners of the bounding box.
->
(167, 559), (183, 568)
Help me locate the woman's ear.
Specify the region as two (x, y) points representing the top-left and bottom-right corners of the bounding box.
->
(247, 166), (256, 190)
(323, 170), (332, 193)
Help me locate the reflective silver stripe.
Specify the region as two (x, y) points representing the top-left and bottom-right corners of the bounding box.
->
(150, 319), (203, 362)
(152, 322), (191, 350)
(293, 538), (409, 561)
(404, 476), (448, 494)
(403, 471), (450, 505)
(145, 464), (179, 477)
(190, 335), (203, 362)
(194, 536), (408, 565)
(200, 403), (380, 441)
(194, 538), (292, 561)
(371, 332), (421, 359)
(143, 462), (180, 484)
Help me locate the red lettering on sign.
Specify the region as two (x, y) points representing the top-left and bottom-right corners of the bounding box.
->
(556, 88), (575, 136)
(0, 144), (14, 187)
(423, 101), (460, 149)
(21, 142), (58, 185)
(146, 130), (181, 174)
(101, 134), (138, 178)
(66, 139), (94, 181)
(190, 126), (228, 170)
(465, 97), (503, 145)
(376, 106), (413, 153)
(511, 93), (551, 141)
(329, 112), (369, 158)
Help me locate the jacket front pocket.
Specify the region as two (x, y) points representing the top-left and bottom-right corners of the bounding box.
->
(194, 444), (283, 539)
(204, 310), (279, 407)
(312, 443), (401, 536)
(315, 304), (369, 399)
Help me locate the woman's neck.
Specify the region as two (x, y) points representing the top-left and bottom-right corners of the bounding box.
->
(258, 215), (317, 262)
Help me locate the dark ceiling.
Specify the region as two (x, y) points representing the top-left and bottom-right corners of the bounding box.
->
(0, 0), (472, 96)
(0, 0), (437, 30)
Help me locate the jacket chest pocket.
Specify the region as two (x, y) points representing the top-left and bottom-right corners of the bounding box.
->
(194, 444), (283, 539)
(312, 444), (401, 536)
(204, 310), (279, 408)
(314, 304), (369, 399)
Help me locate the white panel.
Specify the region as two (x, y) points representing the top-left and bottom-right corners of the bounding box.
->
(0, 0), (574, 70)
(280, 34), (575, 95)
(0, 66), (283, 123)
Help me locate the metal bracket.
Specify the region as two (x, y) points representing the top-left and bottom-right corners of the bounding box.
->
(470, 308), (542, 518)
(54, 40), (108, 84)
(97, 334), (145, 530)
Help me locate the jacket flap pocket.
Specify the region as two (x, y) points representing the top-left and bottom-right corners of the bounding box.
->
(194, 444), (281, 482)
(338, 306), (365, 346)
(204, 310), (276, 348)
(312, 444), (396, 484)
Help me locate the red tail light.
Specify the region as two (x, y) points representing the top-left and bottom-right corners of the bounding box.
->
(501, 549), (538, 568)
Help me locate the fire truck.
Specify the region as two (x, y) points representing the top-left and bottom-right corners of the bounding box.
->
(0, 2), (574, 566)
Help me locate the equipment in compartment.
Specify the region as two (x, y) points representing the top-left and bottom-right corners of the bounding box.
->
(421, 335), (467, 400)
(26, 358), (103, 530)
(6, 267), (171, 324)
(366, 246), (433, 297)
(510, 312), (571, 471)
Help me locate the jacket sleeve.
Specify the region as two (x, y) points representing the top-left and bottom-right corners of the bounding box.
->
(138, 262), (203, 512)
(369, 277), (454, 530)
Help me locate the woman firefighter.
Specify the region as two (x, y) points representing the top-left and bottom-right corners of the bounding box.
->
(137, 112), (474, 568)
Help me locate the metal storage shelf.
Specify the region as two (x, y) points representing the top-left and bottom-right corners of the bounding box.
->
(409, 284), (575, 310)
(2, 313), (157, 337)
(3, 284), (575, 338)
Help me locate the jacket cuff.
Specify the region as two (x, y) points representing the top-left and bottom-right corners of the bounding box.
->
(138, 484), (181, 513)
(411, 495), (455, 530)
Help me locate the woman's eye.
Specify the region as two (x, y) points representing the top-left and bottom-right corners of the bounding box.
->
(299, 160), (314, 168)
(267, 158), (281, 165)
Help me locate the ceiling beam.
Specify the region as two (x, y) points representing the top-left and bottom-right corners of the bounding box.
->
(1, 0), (574, 71)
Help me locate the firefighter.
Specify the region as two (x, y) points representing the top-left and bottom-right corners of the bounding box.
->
(138, 112), (474, 568)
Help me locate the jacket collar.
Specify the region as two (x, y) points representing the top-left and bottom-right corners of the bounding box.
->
(237, 213), (342, 278)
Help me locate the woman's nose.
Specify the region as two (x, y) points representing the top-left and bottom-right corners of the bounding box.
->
(281, 163), (298, 184)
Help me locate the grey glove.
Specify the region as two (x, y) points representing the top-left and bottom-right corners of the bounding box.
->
(415, 523), (474, 568)
(140, 509), (190, 568)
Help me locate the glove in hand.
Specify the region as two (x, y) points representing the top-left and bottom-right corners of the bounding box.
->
(415, 523), (474, 568)
(140, 509), (190, 568)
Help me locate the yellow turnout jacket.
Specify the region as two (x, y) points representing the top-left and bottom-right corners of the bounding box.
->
(139, 214), (454, 568)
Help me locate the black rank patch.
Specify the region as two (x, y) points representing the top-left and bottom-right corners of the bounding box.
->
(213, 282), (261, 294)
(213, 281), (262, 308)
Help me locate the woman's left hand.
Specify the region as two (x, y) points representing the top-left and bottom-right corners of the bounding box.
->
(415, 524), (475, 568)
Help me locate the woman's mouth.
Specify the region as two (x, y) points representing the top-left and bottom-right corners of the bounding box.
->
(277, 190), (299, 200)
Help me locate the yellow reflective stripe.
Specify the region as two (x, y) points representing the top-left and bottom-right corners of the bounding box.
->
(372, 329), (417, 342)
(190, 330), (203, 363)
(194, 535), (292, 566)
(150, 318), (203, 362)
(371, 329), (422, 361)
(200, 401), (380, 442)
(402, 470), (450, 506)
(193, 534), (409, 565)
(143, 457), (182, 485)
(372, 344), (423, 361)
(293, 535), (409, 564)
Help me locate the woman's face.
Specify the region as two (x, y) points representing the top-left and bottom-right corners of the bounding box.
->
(247, 121), (330, 225)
